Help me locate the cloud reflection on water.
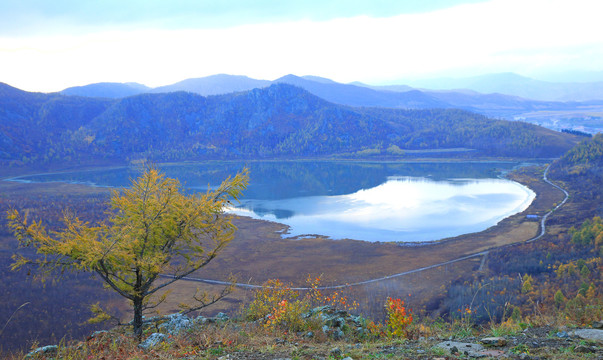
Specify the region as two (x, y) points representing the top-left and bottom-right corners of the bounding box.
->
(232, 176), (535, 242)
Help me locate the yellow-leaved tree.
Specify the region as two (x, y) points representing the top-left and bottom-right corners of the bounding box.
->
(7, 167), (248, 338)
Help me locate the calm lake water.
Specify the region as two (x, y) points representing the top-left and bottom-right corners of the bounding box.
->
(8, 161), (535, 243)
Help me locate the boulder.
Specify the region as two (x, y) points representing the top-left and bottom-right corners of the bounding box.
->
(574, 344), (596, 353)
(571, 329), (603, 342)
(214, 312), (230, 321)
(481, 337), (507, 346)
(87, 329), (108, 340)
(25, 345), (58, 358)
(305, 305), (364, 340)
(435, 341), (505, 358)
(158, 313), (193, 335)
(329, 347), (342, 357)
(138, 332), (168, 350)
(204, 312), (230, 323)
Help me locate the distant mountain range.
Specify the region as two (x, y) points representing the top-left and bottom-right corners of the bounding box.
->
(61, 82), (151, 98)
(60, 72), (603, 103)
(60, 72), (603, 102)
(404, 72), (603, 102)
(0, 82), (580, 166)
(58, 74), (603, 135)
(151, 74), (271, 95)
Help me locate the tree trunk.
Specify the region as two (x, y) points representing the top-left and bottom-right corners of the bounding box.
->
(133, 296), (144, 340)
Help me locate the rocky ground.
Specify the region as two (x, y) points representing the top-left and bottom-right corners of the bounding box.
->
(21, 309), (603, 359)
(202, 327), (603, 359)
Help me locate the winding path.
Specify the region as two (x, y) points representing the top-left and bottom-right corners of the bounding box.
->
(526, 164), (569, 243)
(171, 163), (569, 291)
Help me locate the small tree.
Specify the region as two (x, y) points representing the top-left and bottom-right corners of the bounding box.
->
(7, 167), (248, 338)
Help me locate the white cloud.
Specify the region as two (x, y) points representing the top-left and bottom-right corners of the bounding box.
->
(1, 0), (601, 91)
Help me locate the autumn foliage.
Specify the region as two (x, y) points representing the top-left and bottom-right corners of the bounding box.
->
(245, 276), (411, 338)
(384, 297), (413, 338)
(7, 167), (249, 338)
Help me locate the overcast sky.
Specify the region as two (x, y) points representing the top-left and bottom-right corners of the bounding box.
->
(1, 0), (601, 92)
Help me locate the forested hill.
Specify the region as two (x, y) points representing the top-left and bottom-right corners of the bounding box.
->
(0, 82), (580, 166)
(549, 133), (603, 201)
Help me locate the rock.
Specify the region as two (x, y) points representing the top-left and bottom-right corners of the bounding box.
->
(571, 329), (603, 342)
(306, 306), (365, 340)
(342, 357), (354, 360)
(574, 344), (596, 353)
(326, 316), (345, 328)
(194, 315), (208, 325)
(139, 332), (168, 349)
(556, 331), (568, 338)
(87, 330), (108, 340)
(330, 347), (342, 357)
(215, 312), (229, 321)
(333, 329), (344, 340)
(436, 341), (497, 358)
(25, 345), (58, 358)
(205, 312), (230, 324)
(481, 337), (507, 346)
(592, 320), (603, 329)
(158, 313), (192, 335)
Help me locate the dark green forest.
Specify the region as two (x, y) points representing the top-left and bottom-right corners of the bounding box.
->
(549, 133), (603, 201)
(0, 82), (579, 167)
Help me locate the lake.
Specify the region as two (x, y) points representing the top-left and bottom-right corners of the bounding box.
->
(7, 161), (535, 243)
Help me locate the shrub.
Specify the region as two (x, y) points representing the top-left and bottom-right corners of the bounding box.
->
(244, 279), (300, 321)
(244, 279), (310, 332)
(306, 275), (358, 311)
(385, 297), (413, 338)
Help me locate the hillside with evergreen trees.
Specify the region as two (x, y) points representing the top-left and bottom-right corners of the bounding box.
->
(0, 82), (580, 166)
(549, 133), (603, 201)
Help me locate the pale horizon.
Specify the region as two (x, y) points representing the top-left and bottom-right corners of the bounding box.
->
(1, 0), (602, 92)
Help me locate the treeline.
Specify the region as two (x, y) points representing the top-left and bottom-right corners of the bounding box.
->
(562, 128), (592, 137)
(0, 83), (580, 167)
(549, 133), (603, 201)
(555, 133), (603, 167)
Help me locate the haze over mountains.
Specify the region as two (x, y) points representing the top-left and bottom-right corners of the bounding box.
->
(58, 73), (603, 135)
(403, 72), (603, 102)
(60, 72), (603, 103)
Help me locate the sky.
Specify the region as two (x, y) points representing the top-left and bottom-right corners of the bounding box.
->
(0, 0), (602, 92)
